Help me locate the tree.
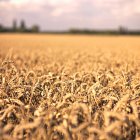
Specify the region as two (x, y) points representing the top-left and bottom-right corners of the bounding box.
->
(20, 20), (26, 32)
(118, 26), (128, 34)
(0, 24), (2, 29)
(0, 24), (3, 32)
(31, 25), (40, 32)
(12, 19), (17, 32)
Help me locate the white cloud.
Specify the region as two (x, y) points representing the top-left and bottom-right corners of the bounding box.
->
(0, 0), (140, 30)
(47, 0), (73, 5)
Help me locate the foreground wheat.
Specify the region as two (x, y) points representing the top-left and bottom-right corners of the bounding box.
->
(0, 35), (140, 140)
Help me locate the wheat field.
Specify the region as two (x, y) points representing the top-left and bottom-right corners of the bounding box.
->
(0, 34), (140, 140)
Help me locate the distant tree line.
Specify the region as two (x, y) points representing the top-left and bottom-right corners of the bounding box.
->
(68, 26), (140, 35)
(0, 20), (140, 35)
(0, 20), (40, 33)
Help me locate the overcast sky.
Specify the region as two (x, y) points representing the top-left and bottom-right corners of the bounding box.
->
(0, 0), (140, 31)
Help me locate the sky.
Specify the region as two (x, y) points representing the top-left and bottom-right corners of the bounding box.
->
(0, 0), (140, 31)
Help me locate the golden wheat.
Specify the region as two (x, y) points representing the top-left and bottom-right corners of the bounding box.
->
(0, 34), (140, 140)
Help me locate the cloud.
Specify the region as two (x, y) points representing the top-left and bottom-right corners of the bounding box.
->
(0, 0), (10, 2)
(0, 0), (140, 30)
